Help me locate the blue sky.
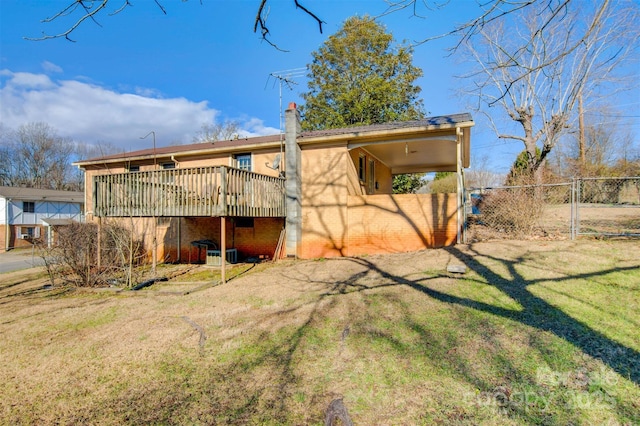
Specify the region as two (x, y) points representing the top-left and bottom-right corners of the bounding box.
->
(1, 0), (638, 175)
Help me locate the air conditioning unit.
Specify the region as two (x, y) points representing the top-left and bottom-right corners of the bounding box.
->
(206, 249), (238, 266)
(20, 234), (30, 240)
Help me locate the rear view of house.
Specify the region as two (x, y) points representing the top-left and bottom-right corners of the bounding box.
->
(0, 186), (85, 251)
(74, 104), (473, 263)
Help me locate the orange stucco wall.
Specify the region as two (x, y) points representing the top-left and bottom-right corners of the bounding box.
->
(161, 216), (284, 263)
(297, 144), (454, 259)
(346, 193), (459, 256)
(299, 145), (349, 258)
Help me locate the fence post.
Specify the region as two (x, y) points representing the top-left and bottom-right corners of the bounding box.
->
(570, 178), (575, 240)
(575, 178), (581, 237)
(462, 187), (468, 244)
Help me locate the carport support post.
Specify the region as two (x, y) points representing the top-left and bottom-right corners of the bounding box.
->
(221, 216), (226, 284)
(456, 127), (463, 244)
(285, 102), (302, 258)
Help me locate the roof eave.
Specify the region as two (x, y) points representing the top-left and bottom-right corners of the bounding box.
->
(74, 140), (284, 167)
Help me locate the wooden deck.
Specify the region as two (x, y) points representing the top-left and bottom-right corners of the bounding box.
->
(93, 166), (285, 217)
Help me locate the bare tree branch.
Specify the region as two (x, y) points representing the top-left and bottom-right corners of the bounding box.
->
(25, 0), (112, 42)
(294, 0), (325, 34)
(461, 0), (639, 177)
(253, 0), (289, 52)
(253, 0), (326, 51)
(26, 0), (327, 49)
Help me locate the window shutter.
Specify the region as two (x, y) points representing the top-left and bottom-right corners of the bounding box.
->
(17, 226), (22, 236)
(35, 227), (41, 238)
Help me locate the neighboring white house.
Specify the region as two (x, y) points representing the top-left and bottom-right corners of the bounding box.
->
(0, 186), (84, 251)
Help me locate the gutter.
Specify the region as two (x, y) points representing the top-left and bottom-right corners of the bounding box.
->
(73, 140), (284, 168)
(5, 197), (10, 252)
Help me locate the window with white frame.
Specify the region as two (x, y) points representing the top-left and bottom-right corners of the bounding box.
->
(18, 226), (40, 239)
(234, 153), (252, 171)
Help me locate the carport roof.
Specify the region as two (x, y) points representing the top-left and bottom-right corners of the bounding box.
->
(299, 113), (474, 174)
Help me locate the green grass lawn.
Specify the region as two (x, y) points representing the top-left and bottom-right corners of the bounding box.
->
(1, 240), (638, 424)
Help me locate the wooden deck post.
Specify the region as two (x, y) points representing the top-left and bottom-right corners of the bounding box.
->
(220, 216), (226, 284)
(97, 216), (102, 269)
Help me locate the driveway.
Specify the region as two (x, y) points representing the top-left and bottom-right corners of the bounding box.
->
(0, 250), (45, 273)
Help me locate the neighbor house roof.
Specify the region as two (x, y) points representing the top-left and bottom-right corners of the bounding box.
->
(0, 186), (84, 203)
(74, 113), (474, 170)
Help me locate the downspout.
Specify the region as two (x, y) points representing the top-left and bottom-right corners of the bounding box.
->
(4, 198), (10, 251)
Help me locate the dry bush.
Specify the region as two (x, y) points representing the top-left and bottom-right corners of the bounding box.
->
(37, 222), (145, 288)
(476, 187), (544, 236)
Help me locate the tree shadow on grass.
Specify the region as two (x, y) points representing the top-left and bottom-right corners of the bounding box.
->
(185, 245), (639, 424)
(421, 245), (640, 385)
(323, 248), (639, 384)
(38, 247), (638, 425)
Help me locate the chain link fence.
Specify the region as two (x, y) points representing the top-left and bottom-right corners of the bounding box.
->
(464, 177), (640, 243)
(574, 177), (640, 238)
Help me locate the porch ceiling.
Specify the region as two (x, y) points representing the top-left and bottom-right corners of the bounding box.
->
(349, 129), (471, 175)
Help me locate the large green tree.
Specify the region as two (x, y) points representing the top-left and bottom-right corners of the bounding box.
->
(301, 16), (424, 131)
(300, 16), (425, 193)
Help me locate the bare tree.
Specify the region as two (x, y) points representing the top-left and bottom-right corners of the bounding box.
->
(551, 105), (639, 177)
(4, 123), (76, 189)
(465, 154), (503, 188)
(192, 120), (241, 143)
(461, 0), (639, 179)
(0, 124), (13, 186)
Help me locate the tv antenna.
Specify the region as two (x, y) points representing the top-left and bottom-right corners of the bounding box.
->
(267, 67), (305, 168)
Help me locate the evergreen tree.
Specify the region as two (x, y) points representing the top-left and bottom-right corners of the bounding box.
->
(301, 15), (424, 131)
(301, 15), (425, 193)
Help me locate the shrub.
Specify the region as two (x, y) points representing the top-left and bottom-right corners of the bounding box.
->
(37, 222), (145, 288)
(477, 187), (544, 236)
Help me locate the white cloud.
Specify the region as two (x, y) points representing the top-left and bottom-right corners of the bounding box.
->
(238, 117), (280, 137)
(0, 70), (277, 152)
(41, 61), (63, 73)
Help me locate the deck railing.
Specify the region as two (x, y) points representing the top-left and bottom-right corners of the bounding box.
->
(93, 166), (285, 217)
